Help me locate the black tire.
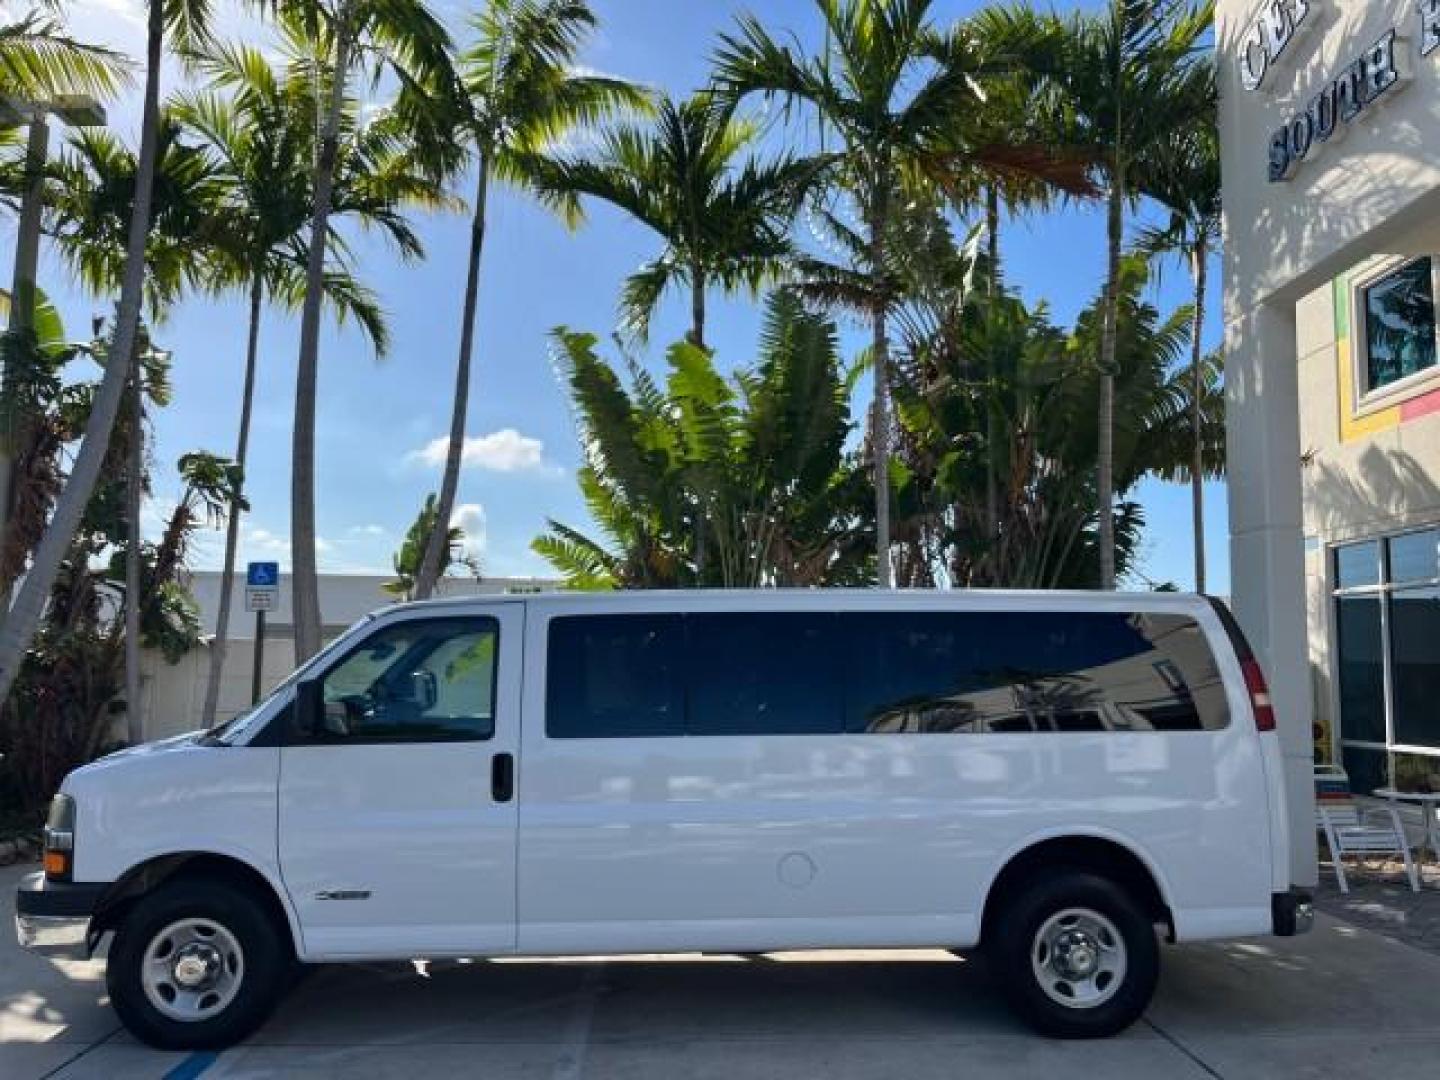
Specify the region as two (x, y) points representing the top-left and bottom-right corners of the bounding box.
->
(986, 870), (1159, 1039)
(106, 878), (292, 1050)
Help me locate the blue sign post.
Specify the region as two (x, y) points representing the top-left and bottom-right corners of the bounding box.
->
(245, 562), (281, 704)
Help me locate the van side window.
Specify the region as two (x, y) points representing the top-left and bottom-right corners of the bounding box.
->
(845, 612), (1228, 733)
(311, 617), (498, 742)
(547, 614), (684, 737)
(687, 613), (841, 735)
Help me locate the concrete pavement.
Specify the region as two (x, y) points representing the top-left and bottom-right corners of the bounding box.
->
(6, 862), (1440, 1079)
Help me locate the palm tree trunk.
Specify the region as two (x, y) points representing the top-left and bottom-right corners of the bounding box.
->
(201, 271), (263, 726)
(869, 185), (892, 589)
(0, 0), (164, 708)
(291, 22), (352, 664)
(124, 358), (143, 744)
(1097, 181), (1122, 591)
(1189, 238), (1208, 594)
(415, 162), (489, 601)
(984, 185), (1000, 553)
(688, 267), (706, 349)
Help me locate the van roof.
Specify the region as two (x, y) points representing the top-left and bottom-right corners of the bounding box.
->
(378, 588), (1219, 617)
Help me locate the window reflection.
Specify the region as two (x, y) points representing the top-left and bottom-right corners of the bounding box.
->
(1389, 587), (1440, 750)
(1364, 256), (1438, 391)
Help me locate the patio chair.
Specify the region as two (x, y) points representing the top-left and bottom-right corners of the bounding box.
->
(1315, 769), (1420, 893)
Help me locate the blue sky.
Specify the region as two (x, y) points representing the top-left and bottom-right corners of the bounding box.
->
(31, 0), (1228, 590)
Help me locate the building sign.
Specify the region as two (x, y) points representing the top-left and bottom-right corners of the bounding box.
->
(1267, 29), (1405, 183)
(1240, 0), (1313, 91)
(1263, 1), (1440, 184)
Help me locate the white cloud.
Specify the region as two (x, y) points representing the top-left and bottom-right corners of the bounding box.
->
(450, 503), (486, 563)
(408, 428), (558, 474)
(348, 524), (388, 538)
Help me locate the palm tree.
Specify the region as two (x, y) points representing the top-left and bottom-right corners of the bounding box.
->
(713, 0), (1095, 587)
(976, 0), (1214, 588)
(0, 5), (129, 102)
(0, 0), (214, 708)
(45, 117), (226, 742)
(410, 0), (647, 602)
(1138, 119), (1220, 592)
(278, 0), (455, 662)
(386, 492), (477, 600)
(538, 92), (806, 349)
(174, 42), (430, 727)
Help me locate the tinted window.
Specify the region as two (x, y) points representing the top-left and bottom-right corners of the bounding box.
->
(686, 613), (841, 735)
(313, 617), (497, 742)
(547, 614), (683, 737)
(845, 611), (1227, 733)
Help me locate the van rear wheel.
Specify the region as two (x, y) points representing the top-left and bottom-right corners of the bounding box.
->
(987, 870), (1158, 1038)
(107, 879), (290, 1049)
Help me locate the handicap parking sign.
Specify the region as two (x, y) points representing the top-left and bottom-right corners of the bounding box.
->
(246, 562), (279, 588)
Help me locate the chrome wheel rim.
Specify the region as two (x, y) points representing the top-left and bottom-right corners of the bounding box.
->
(1030, 907), (1127, 1009)
(140, 918), (245, 1023)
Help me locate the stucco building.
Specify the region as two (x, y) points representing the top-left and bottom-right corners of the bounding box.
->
(1218, 0), (1440, 883)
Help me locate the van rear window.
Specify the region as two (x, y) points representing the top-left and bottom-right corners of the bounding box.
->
(545, 610), (1228, 738)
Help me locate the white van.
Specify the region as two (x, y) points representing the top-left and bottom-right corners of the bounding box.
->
(16, 590), (1311, 1048)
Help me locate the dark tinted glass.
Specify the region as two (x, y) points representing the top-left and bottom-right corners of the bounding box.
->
(845, 611), (1226, 733)
(686, 613), (842, 735)
(1364, 256), (1437, 391)
(315, 617), (497, 742)
(1389, 587), (1440, 750)
(1388, 530), (1440, 584)
(1335, 595), (1386, 744)
(546, 615), (683, 738)
(1335, 541), (1381, 589)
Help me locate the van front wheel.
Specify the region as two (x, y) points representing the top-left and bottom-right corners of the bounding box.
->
(107, 879), (290, 1049)
(987, 871), (1159, 1038)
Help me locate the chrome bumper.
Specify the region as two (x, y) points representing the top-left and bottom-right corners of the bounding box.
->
(14, 871), (105, 959)
(14, 912), (91, 959)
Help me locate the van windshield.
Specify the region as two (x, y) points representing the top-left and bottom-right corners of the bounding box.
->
(206, 614), (378, 744)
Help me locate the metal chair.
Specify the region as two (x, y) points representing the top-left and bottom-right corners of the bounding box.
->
(1315, 769), (1419, 893)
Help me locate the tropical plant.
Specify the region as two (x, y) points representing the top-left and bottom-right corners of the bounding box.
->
(0, 0), (216, 709)
(891, 252), (1223, 589)
(534, 292), (872, 589)
(40, 113), (226, 740)
(0, 4), (129, 102)
(538, 92), (807, 349)
(1138, 117), (1221, 592)
(173, 41), (428, 726)
(275, 0), (456, 664)
(974, 0), (1215, 587)
(0, 307), (238, 813)
(713, 0), (1095, 587)
(411, 0), (648, 603)
(386, 492), (479, 601)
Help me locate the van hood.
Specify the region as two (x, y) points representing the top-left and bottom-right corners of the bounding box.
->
(73, 729), (209, 774)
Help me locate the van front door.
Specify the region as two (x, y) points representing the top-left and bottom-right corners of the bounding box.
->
(278, 606), (522, 957)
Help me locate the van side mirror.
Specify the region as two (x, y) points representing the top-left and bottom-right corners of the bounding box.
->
(295, 680), (322, 737)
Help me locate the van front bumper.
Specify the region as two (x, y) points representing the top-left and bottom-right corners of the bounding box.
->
(1272, 888), (1314, 937)
(14, 871), (106, 959)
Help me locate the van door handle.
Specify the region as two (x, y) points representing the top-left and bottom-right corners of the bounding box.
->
(491, 752), (514, 803)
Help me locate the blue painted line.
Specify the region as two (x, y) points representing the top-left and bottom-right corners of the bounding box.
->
(163, 1050), (219, 1080)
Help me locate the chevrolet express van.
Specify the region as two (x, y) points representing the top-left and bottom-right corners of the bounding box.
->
(16, 590), (1311, 1048)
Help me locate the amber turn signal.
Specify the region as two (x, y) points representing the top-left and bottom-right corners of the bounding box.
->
(43, 850), (70, 878)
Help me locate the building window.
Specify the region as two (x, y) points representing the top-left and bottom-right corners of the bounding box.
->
(1358, 256), (1439, 395)
(1333, 528), (1440, 792)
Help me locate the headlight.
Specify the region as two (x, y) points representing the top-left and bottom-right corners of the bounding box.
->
(43, 793), (75, 881)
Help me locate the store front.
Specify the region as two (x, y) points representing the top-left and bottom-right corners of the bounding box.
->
(1218, 0), (1440, 884)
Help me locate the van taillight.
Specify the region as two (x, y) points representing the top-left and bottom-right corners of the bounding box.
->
(1242, 658), (1276, 732)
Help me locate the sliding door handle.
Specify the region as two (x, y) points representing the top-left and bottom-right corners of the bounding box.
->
(491, 752), (514, 803)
